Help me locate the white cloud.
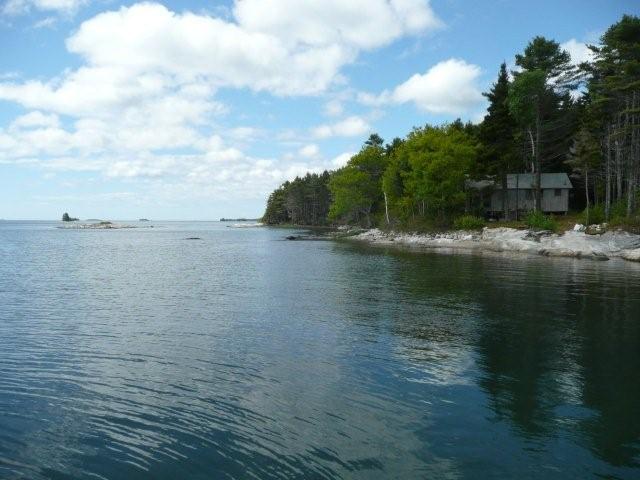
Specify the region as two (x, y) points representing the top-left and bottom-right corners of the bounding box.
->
(10, 111), (60, 129)
(234, 0), (441, 50)
(33, 16), (57, 28)
(0, 109), (343, 204)
(323, 99), (344, 117)
(393, 59), (482, 113)
(561, 39), (595, 65)
(0, 1), (442, 111)
(331, 152), (355, 168)
(357, 91), (386, 107)
(227, 127), (263, 142)
(312, 116), (371, 139)
(0, 1), (444, 206)
(364, 59), (484, 115)
(0, 64), (231, 123)
(2, 0), (86, 15)
(53, 1), (439, 98)
(299, 144), (320, 158)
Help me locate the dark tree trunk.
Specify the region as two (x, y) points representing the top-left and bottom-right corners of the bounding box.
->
(502, 173), (508, 220)
(534, 104), (542, 212)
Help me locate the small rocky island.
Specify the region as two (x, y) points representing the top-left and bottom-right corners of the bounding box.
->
(57, 220), (137, 230)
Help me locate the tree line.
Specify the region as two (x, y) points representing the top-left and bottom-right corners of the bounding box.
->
(263, 16), (640, 229)
(262, 172), (332, 225)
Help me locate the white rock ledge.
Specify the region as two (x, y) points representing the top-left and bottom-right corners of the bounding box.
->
(351, 227), (640, 262)
(621, 248), (640, 262)
(57, 222), (137, 230)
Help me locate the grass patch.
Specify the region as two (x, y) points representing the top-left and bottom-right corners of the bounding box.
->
(526, 210), (559, 232)
(383, 217), (443, 234)
(580, 204), (605, 226)
(608, 214), (640, 234)
(484, 220), (527, 230)
(453, 215), (486, 230)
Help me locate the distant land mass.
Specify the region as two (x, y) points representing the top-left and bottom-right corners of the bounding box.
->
(220, 218), (259, 222)
(61, 213), (79, 222)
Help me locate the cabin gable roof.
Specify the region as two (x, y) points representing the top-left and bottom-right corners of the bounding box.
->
(504, 173), (572, 189)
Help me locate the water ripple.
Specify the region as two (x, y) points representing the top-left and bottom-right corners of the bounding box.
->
(1, 221), (639, 479)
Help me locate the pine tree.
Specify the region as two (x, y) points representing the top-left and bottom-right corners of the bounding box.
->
(479, 63), (518, 219)
(587, 15), (640, 218)
(509, 37), (578, 211)
(566, 127), (601, 224)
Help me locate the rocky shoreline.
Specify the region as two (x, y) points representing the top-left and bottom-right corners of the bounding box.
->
(348, 227), (640, 263)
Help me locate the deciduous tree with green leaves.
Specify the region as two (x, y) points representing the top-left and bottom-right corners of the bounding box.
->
(391, 124), (478, 221)
(329, 140), (387, 226)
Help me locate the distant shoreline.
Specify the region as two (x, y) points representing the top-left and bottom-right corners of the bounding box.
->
(220, 218), (260, 222)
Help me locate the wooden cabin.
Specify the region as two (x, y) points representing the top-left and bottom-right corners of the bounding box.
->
(469, 173), (573, 218)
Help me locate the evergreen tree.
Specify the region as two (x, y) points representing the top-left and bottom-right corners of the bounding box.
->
(364, 133), (384, 147)
(586, 15), (640, 218)
(566, 127), (601, 224)
(262, 172), (332, 225)
(479, 63), (518, 218)
(509, 37), (578, 211)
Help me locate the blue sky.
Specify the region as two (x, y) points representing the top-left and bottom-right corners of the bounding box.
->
(0, 0), (636, 220)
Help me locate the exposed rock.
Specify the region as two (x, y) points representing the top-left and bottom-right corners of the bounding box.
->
(227, 222), (263, 228)
(592, 252), (611, 261)
(283, 232), (340, 241)
(350, 227), (640, 263)
(621, 248), (640, 262)
(585, 224), (606, 235)
(57, 221), (135, 230)
(525, 230), (553, 242)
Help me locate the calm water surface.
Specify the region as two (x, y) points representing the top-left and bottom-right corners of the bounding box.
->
(1, 221), (639, 479)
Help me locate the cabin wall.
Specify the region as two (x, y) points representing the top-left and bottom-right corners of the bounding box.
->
(541, 189), (569, 213)
(490, 190), (535, 213)
(490, 189), (569, 214)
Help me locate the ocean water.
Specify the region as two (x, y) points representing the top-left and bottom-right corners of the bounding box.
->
(1, 221), (639, 479)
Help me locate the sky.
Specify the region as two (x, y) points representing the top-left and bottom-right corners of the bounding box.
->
(0, 0), (636, 220)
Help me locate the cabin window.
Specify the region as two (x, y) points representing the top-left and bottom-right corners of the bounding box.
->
(554, 188), (562, 197)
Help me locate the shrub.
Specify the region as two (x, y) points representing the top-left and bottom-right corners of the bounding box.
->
(453, 215), (486, 230)
(609, 213), (640, 233)
(526, 210), (558, 231)
(581, 204), (605, 225)
(394, 217), (440, 234)
(584, 200), (638, 226)
(610, 199), (627, 221)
